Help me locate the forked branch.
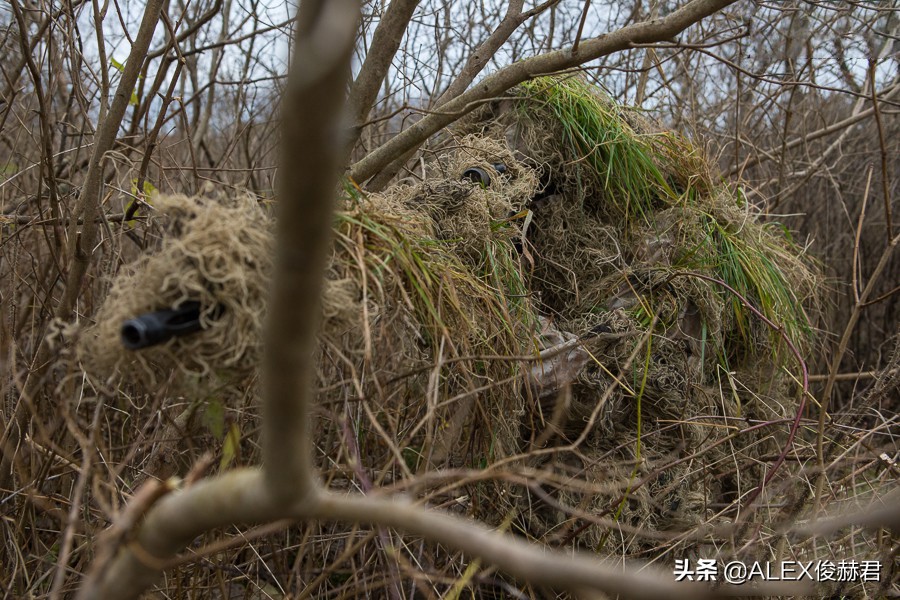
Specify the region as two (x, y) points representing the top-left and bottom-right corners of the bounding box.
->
(80, 469), (808, 599)
(261, 0), (358, 504)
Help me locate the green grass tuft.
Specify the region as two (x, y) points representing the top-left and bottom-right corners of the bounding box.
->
(517, 77), (691, 224)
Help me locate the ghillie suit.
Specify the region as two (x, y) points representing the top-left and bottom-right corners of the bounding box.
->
(455, 76), (819, 557)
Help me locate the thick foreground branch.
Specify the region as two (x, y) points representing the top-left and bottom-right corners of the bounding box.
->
(262, 0), (358, 502)
(79, 468), (811, 599)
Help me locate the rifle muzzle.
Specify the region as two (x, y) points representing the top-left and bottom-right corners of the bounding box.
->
(121, 301), (206, 350)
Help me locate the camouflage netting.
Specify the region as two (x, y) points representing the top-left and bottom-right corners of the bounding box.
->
(78, 75), (880, 596)
(78, 136), (545, 493)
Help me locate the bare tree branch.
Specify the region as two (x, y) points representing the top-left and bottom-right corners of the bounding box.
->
(435, 0), (527, 106)
(345, 0), (420, 148)
(365, 0), (561, 190)
(59, 0), (165, 318)
(350, 0), (738, 186)
(726, 79), (900, 177)
(792, 488), (900, 536)
(78, 468), (812, 599)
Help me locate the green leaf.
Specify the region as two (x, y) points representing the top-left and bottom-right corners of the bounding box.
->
(129, 178), (156, 199)
(220, 422), (240, 470)
(201, 400), (225, 439)
(110, 57), (141, 104)
(125, 178), (156, 227)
